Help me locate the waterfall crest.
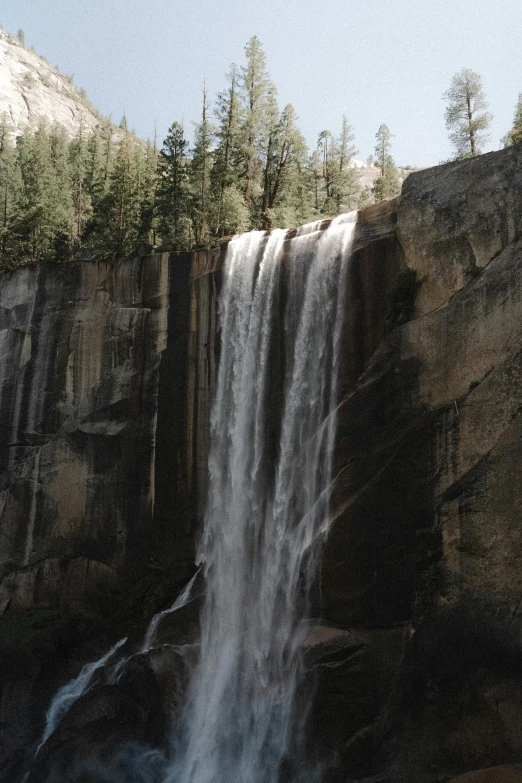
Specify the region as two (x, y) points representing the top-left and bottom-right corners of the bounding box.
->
(170, 213), (357, 783)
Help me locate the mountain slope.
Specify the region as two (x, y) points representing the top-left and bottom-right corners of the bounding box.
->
(0, 28), (103, 137)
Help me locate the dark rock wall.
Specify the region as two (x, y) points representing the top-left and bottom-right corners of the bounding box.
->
(0, 256), (171, 614)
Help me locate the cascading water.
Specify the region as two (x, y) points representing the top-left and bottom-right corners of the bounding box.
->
(36, 637), (127, 754)
(168, 212), (357, 783)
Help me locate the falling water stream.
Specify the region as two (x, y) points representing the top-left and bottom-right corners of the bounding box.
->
(30, 213), (357, 783)
(168, 212), (357, 783)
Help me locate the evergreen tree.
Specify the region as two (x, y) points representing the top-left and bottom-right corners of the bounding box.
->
(261, 104), (310, 227)
(0, 115), (21, 264)
(94, 130), (139, 257)
(17, 29), (25, 45)
(136, 138), (159, 249)
(506, 93), (522, 146)
(240, 36), (275, 214)
(157, 121), (191, 249)
(49, 124), (74, 255)
(218, 185), (250, 236)
(85, 126), (106, 208)
(190, 84), (214, 246)
(308, 149), (323, 214)
(373, 124), (401, 202)
(15, 123), (73, 260)
(374, 123), (393, 175)
(69, 122), (90, 244)
(331, 116), (360, 212)
(444, 68), (492, 158)
(212, 64), (245, 235)
(317, 129), (336, 213)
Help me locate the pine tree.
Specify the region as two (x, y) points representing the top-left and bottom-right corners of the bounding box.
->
(0, 115), (21, 264)
(69, 122), (90, 245)
(261, 104), (310, 227)
(373, 124), (401, 202)
(157, 121), (191, 250)
(507, 94), (522, 146)
(94, 130), (139, 257)
(444, 68), (492, 158)
(190, 83), (214, 246)
(308, 149), (323, 214)
(240, 36), (275, 215)
(212, 64), (245, 235)
(17, 29), (25, 46)
(136, 138), (159, 250)
(317, 130), (336, 214)
(15, 123), (73, 260)
(48, 124), (74, 256)
(331, 116), (360, 212)
(85, 127), (106, 208)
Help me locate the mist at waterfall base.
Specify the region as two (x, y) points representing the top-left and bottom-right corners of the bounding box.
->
(30, 213), (357, 783)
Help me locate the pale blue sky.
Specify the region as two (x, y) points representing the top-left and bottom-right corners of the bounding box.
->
(2, 0), (521, 166)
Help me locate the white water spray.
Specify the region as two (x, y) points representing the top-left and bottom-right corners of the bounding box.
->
(142, 571), (201, 652)
(36, 637), (127, 753)
(169, 213), (357, 783)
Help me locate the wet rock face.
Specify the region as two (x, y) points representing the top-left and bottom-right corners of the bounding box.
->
(323, 144), (522, 630)
(0, 256), (171, 614)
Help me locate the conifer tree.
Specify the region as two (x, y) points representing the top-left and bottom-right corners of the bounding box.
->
(308, 149), (323, 214)
(373, 124), (401, 202)
(85, 127), (106, 208)
(444, 68), (492, 158)
(136, 138), (159, 249)
(507, 93), (522, 146)
(16, 124), (73, 260)
(261, 104), (309, 227)
(212, 64), (245, 235)
(317, 130), (336, 214)
(69, 122), (90, 244)
(95, 129), (139, 257)
(331, 116), (360, 212)
(240, 36), (275, 214)
(157, 121), (191, 249)
(0, 116), (21, 263)
(190, 83), (214, 246)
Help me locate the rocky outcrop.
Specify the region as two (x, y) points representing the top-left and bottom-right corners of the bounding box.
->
(1, 145), (522, 782)
(0, 29), (102, 137)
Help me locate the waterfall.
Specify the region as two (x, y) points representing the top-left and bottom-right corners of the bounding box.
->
(142, 570), (201, 652)
(169, 213), (357, 783)
(36, 637), (127, 754)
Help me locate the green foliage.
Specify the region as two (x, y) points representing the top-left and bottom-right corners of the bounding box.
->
(444, 68), (492, 158)
(373, 124), (401, 202)
(0, 35), (373, 268)
(313, 117), (361, 216)
(16, 28), (25, 46)
(505, 93), (522, 146)
(387, 268), (418, 325)
(157, 121), (192, 250)
(373, 168), (401, 202)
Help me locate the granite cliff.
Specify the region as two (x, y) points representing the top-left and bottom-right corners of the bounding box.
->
(0, 28), (102, 137)
(1, 145), (522, 782)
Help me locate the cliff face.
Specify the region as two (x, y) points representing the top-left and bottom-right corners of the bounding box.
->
(1, 145), (522, 782)
(0, 29), (101, 137)
(0, 248), (227, 618)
